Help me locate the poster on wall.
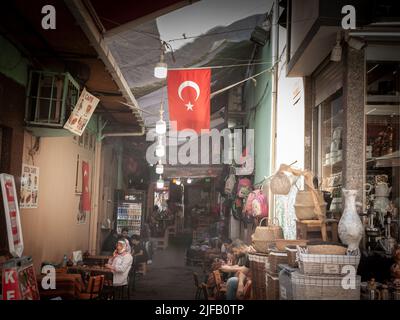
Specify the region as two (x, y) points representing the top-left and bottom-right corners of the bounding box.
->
(20, 164), (39, 209)
(64, 88), (100, 136)
(0, 174), (24, 258)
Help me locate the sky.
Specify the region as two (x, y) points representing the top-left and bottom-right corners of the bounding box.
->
(157, 0), (272, 51)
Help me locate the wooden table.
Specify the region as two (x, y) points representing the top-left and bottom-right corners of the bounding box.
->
(37, 273), (85, 300)
(83, 255), (111, 266)
(67, 265), (113, 282)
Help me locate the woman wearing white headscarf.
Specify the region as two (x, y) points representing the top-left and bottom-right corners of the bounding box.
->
(105, 239), (133, 289)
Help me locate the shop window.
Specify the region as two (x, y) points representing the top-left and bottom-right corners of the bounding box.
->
(313, 89), (344, 218)
(25, 71), (80, 128)
(365, 61), (400, 234)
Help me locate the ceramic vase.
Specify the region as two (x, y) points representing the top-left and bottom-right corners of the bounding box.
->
(338, 189), (364, 255)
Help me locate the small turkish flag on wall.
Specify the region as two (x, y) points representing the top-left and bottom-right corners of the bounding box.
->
(167, 68), (211, 132)
(81, 161), (90, 212)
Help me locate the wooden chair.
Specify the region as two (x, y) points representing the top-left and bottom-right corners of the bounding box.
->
(201, 283), (215, 300)
(212, 270), (227, 299)
(193, 272), (202, 300)
(78, 275), (104, 300)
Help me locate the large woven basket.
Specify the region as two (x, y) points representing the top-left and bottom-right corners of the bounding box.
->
(298, 251), (360, 276)
(291, 271), (361, 300)
(307, 244), (347, 255)
(265, 251), (288, 275)
(248, 252), (269, 300)
(265, 271), (280, 300)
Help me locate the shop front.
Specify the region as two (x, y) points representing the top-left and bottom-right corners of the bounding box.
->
(303, 43), (400, 290)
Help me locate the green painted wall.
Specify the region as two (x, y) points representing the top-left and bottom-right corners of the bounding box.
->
(244, 42), (273, 184)
(0, 35), (29, 87)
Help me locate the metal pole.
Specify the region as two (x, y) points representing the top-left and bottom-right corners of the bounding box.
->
(270, 0), (280, 220)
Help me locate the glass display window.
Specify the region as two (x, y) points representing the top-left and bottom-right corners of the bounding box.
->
(365, 61), (400, 236)
(313, 89), (344, 217)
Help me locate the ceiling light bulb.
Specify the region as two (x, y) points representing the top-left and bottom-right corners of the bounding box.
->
(156, 177), (164, 189)
(156, 119), (167, 135)
(156, 163), (164, 175)
(154, 62), (168, 79)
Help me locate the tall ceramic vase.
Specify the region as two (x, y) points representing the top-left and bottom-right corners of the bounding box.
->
(338, 189), (364, 255)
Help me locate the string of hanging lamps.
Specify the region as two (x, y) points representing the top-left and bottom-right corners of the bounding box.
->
(154, 47), (168, 189)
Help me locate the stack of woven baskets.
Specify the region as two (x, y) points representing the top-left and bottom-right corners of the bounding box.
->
(248, 252), (269, 300)
(280, 244), (361, 300)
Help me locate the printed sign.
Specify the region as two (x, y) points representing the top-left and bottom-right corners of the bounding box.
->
(323, 263), (340, 274)
(20, 164), (39, 209)
(64, 88), (99, 136)
(0, 174), (24, 257)
(2, 268), (20, 300)
(2, 262), (40, 300)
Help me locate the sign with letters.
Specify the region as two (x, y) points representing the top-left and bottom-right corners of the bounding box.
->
(64, 88), (99, 136)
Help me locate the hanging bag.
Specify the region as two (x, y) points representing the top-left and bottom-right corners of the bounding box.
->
(224, 174), (236, 195)
(237, 178), (252, 198)
(251, 190), (269, 218)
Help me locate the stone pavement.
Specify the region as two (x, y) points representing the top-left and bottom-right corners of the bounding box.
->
(130, 236), (205, 300)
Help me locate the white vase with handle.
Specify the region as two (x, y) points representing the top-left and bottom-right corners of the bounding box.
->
(338, 189), (364, 255)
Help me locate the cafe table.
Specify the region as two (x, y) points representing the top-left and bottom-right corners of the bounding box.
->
(67, 265), (114, 299)
(37, 273), (85, 300)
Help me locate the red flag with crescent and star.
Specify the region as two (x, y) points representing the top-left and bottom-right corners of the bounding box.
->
(81, 161), (90, 212)
(167, 68), (211, 133)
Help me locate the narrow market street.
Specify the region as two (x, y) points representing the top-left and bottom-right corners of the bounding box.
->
(131, 236), (203, 300)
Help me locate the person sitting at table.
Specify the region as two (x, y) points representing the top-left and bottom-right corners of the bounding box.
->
(131, 235), (148, 266)
(120, 227), (132, 253)
(105, 239), (133, 296)
(219, 240), (253, 300)
(101, 230), (119, 255)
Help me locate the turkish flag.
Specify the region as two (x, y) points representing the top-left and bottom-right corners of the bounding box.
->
(81, 161), (90, 212)
(167, 68), (211, 132)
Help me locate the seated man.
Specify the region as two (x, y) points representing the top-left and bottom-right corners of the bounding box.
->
(131, 235), (148, 268)
(219, 240), (251, 300)
(105, 239), (133, 298)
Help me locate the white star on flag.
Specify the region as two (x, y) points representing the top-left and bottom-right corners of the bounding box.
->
(185, 101), (194, 111)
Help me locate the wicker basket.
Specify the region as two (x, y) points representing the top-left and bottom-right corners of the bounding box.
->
(265, 251), (288, 275)
(248, 252), (268, 300)
(298, 251), (360, 276)
(252, 237), (274, 254)
(279, 268), (295, 300)
(285, 245), (306, 268)
(275, 239), (308, 251)
(307, 244), (347, 255)
(291, 271), (361, 300)
(265, 271), (280, 300)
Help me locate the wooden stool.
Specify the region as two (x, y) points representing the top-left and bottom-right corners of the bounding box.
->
(296, 219), (339, 242)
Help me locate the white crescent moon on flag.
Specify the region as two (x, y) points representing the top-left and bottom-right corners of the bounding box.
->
(178, 81), (200, 101)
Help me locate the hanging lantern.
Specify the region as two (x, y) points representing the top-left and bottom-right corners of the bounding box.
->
(156, 162), (164, 175)
(156, 176), (164, 189)
(155, 119), (167, 135)
(155, 140), (165, 158)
